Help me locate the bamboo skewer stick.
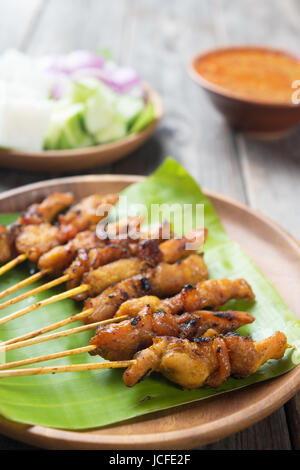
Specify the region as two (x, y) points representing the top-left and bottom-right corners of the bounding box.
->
(0, 345), (97, 370)
(1, 315), (128, 352)
(0, 283), (89, 326)
(3, 308), (95, 345)
(0, 254), (27, 277)
(0, 272), (68, 311)
(0, 360), (135, 378)
(0, 269), (51, 301)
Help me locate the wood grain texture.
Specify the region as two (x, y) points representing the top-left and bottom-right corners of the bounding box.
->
(0, 0), (299, 450)
(204, 408), (291, 450)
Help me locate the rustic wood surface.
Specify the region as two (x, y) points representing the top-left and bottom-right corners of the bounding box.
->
(0, 0), (299, 450)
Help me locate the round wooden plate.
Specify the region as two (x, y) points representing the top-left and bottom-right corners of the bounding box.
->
(0, 85), (163, 173)
(0, 175), (299, 450)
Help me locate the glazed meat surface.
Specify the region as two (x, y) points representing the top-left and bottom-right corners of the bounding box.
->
(0, 226), (16, 263)
(0, 192), (74, 264)
(84, 254), (208, 324)
(123, 332), (288, 388)
(66, 238), (161, 292)
(58, 194), (119, 240)
(37, 231), (106, 273)
(89, 309), (254, 361)
(116, 278), (255, 318)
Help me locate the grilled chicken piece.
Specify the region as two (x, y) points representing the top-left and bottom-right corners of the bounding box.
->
(123, 332), (288, 388)
(66, 244), (131, 296)
(103, 216), (144, 240)
(0, 193), (74, 264)
(82, 230), (207, 303)
(66, 227), (199, 295)
(65, 239), (160, 293)
(89, 308), (254, 361)
(58, 194), (119, 241)
(40, 216), (145, 279)
(115, 278), (255, 318)
(84, 254), (208, 324)
(11, 194), (119, 265)
(63, 220), (172, 290)
(139, 221), (173, 243)
(158, 228), (207, 263)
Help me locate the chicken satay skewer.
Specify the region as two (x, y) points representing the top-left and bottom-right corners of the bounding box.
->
(0, 308), (253, 369)
(0, 233), (157, 311)
(0, 345), (97, 370)
(0, 230), (207, 326)
(0, 216), (153, 309)
(0, 283), (89, 326)
(1, 309), (253, 372)
(0, 193), (118, 296)
(2, 308), (95, 345)
(0, 269), (51, 301)
(0, 331), (289, 381)
(124, 332), (290, 388)
(0, 361), (134, 378)
(0, 315), (128, 355)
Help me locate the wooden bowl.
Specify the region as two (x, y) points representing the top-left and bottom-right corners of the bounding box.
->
(188, 46), (300, 138)
(0, 84), (163, 173)
(0, 175), (299, 449)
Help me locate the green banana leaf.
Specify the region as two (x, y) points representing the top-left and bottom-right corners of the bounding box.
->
(0, 157), (299, 430)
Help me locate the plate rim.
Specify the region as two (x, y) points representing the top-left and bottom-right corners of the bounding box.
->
(0, 174), (299, 449)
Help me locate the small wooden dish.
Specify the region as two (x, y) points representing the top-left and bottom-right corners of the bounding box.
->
(0, 84), (163, 173)
(0, 175), (299, 449)
(188, 46), (300, 138)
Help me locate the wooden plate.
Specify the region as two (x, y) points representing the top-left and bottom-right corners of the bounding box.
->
(0, 85), (163, 173)
(0, 175), (299, 449)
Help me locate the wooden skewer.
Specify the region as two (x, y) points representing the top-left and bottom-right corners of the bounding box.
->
(0, 283), (89, 326)
(3, 308), (95, 345)
(0, 345), (97, 370)
(0, 254), (27, 277)
(0, 269), (51, 301)
(0, 360), (135, 378)
(0, 272), (68, 311)
(0, 315), (128, 352)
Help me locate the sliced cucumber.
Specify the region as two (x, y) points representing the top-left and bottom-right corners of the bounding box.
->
(94, 114), (127, 144)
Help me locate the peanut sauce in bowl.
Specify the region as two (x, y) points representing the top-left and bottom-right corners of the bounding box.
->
(188, 46), (300, 137)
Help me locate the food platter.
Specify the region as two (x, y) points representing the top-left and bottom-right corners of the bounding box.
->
(0, 85), (163, 173)
(0, 174), (298, 449)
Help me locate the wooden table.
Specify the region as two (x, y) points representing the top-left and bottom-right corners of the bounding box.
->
(0, 0), (299, 450)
